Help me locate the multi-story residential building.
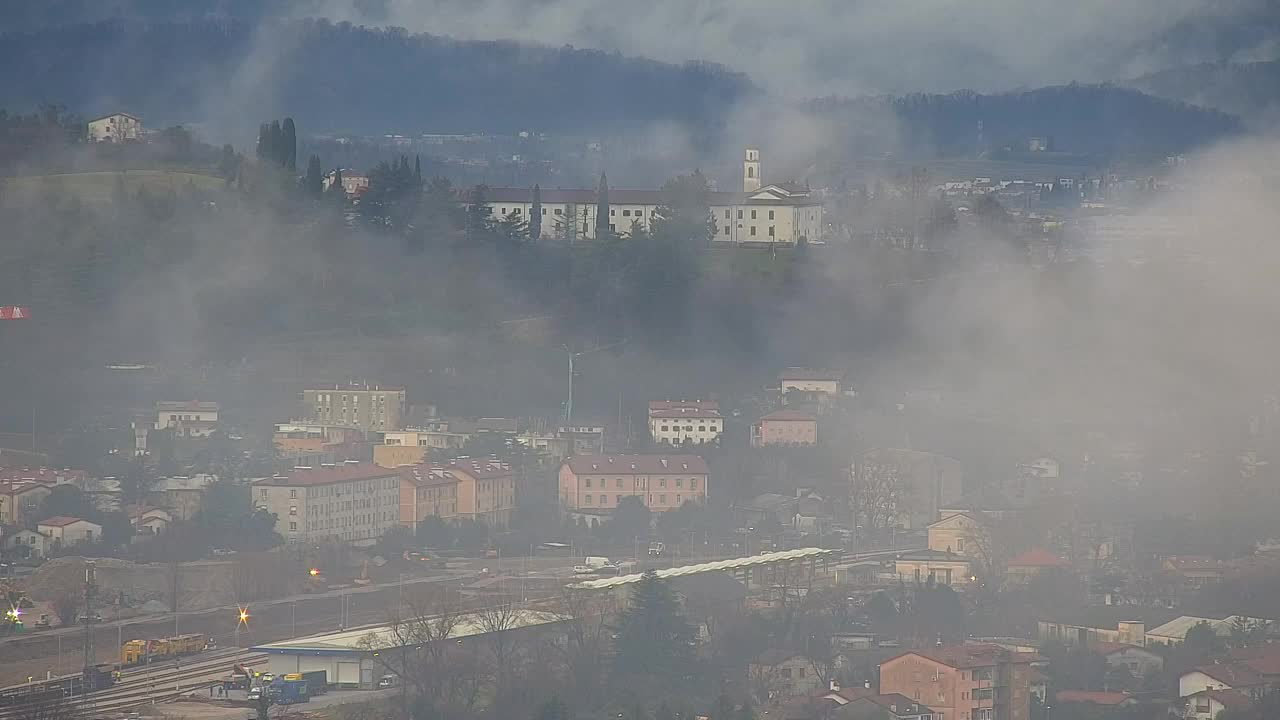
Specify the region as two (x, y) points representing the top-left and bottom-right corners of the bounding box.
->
(87, 112), (142, 142)
(373, 428), (470, 468)
(447, 458), (516, 525)
(303, 384), (407, 432)
(37, 516), (102, 546)
(558, 454), (708, 513)
(274, 423), (368, 456)
(879, 645), (1039, 720)
(252, 461), (402, 545)
(155, 401), (220, 438)
(778, 368), (844, 396)
(147, 474), (218, 521)
(0, 480), (52, 525)
(649, 400), (723, 446)
(472, 149), (823, 246)
(397, 464), (460, 525)
(752, 410), (818, 447)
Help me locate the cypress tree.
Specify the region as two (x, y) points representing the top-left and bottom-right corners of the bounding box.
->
(329, 168), (345, 202)
(304, 155), (323, 197)
(414, 155), (422, 185)
(256, 123), (269, 161)
(268, 120), (283, 166)
(282, 117), (297, 171)
(530, 184), (542, 240)
(595, 171), (610, 237)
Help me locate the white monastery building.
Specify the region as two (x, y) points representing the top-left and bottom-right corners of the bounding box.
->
(473, 149), (823, 246)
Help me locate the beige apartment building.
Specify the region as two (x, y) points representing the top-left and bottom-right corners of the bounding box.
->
(648, 400), (723, 446)
(398, 464), (460, 525)
(252, 461), (402, 545)
(777, 368), (844, 395)
(0, 480), (53, 525)
(303, 384), (407, 432)
(880, 645), (1038, 720)
(752, 410), (818, 447)
(558, 455), (708, 513)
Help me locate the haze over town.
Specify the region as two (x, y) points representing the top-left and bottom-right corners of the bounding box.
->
(0, 3), (1279, 720)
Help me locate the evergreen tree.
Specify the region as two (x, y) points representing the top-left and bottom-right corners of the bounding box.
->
(328, 167), (345, 203)
(612, 571), (695, 681)
(464, 184), (494, 243)
(304, 155), (323, 197)
(282, 117), (297, 171)
(218, 144), (238, 179)
(530, 183), (543, 240)
(255, 123), (269, 161)
(596, 171), (611, 237)
(268, 120), (283, 166)
(414, 154), (422, 185)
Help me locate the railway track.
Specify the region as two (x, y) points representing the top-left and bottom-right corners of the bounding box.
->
(0, 649), (267, 720)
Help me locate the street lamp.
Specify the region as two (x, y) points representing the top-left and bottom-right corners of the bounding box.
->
(235, 606), (249, 648)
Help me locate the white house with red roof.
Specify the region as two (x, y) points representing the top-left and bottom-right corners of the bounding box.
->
(37, 516), (102, 546)
(648, 400), (723, 446)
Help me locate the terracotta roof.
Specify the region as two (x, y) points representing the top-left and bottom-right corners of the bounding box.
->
(759, 410), (818, 422)
(890, 644), (1040, 670)
(1007, 548), (1071, 568)
(253, 462), (401, 487)
(435, 458), (512, 481)
(1191, 661), (1265, 687)
(0, 480), (51, 496)
(398, 466), (461, 488)
(1186, 689), (1254, 711)
(1054, 690), (1132, 705)
(1231, 646), (1280, 676)
(778, 367), (844, 381)
(563, 454), (709, 475)
(38, 516), (94, 528)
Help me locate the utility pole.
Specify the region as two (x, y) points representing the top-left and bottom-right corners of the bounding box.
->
(81, 561), (98, 719)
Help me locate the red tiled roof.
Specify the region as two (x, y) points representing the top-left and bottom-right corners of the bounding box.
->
(253, 462), (401, 487)
(1007, 548), (1071, 568)
(0, 480), (51, 496)
(436, 458), (512, 481)
(38, 516), (93, 527)
(1231, 646), (1280, 676)
(1054, 690), (1132, 705)
(759, 410), (818, 422)
(398, 466), (461, 488)
(564, 454), (709, 476)
(1191, 661), (1265, 687)
(891, 644), (1040, 670)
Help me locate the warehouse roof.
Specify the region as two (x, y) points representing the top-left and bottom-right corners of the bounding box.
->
(569, 547), (840, 590)
(251, 609), (565, 655)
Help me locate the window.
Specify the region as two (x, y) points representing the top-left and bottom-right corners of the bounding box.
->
(798, 668), (806, 678)
(676, 478), (683, 487)
(737, 209), (743, 219)
(289, 522), (297, 531)
(617, 478), (624, 488)
(661, 426), (668, 432)
(660, 478), (667, 487)
(723, 226), (730, 235)
(584, 494), (592, 504)
(290, 489), (297, 499)
(610, 223), (616, 232)
(957, 538), (964, 552)
(514, 208), (522, 214)
(289, 506), (297, 516)
(768, 226), (775, 237)
(623, 209), (630, 217)
(751, 209), (757, 219)
(781, 668), (792, 679)
(769, 210), (775, 220)
(724, 209), (730, 219)
(584, 478), (592, 488)
(691, 478), (698, 489)
(554, 208), (562, 216)
(260, 489), (268, 499)
(750, 226), (757, 236)
(659, 494), (666, 503)
(542, 207), (547, 215)
(601, 495), (608, 505)
(610, 209), (616, 216)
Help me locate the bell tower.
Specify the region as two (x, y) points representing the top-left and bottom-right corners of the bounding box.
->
(744, 148), (761, 192)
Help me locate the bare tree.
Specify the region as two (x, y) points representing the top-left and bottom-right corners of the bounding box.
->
(849, 460), (911, 531)
(551, 587), (614, 708)
(358, 585), (463, 717)
(475, 601), (523, 699)
(51, 593), (79, 626)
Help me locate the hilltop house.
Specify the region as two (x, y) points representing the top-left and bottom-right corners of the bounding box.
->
(87, 112), (142, 142)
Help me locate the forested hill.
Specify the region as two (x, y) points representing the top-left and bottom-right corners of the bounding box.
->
(0, 18), (756, 136)
(1128, 61), (1280, 124)
(809, 84), (1242, 158)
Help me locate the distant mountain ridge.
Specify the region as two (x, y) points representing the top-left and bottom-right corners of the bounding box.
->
(1128, 60), (1280, 124)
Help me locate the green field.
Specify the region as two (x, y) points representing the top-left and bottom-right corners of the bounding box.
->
(0, 169), (225, 206)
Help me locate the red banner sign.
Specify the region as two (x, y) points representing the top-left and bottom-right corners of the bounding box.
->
(0, 306), (30, 319)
